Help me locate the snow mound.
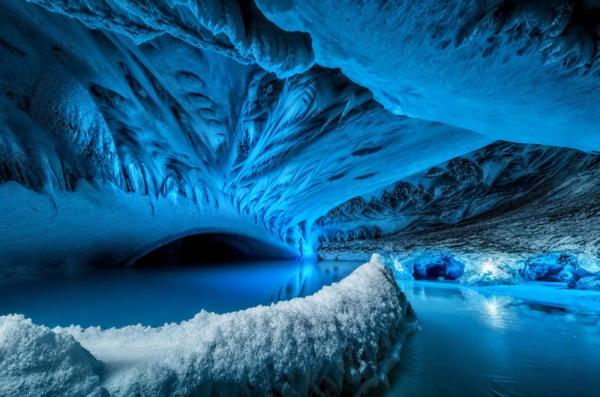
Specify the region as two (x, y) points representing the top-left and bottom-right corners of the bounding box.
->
(1, 259), (416, 396)
(0, 314), (105, 396)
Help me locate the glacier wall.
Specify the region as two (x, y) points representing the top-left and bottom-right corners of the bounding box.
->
(317, 141), (600, 241)
(318, 141), (600, 282)
(257, 0), (600, 150)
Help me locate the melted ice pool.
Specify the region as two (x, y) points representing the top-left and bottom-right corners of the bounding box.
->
(387, 281), (600, 397)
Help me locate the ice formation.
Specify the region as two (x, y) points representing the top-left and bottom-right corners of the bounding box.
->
(2, 0), (600, 394)
(0, 0), (493, 279)
(337, 250), (600, 289)
(0, 0), (598, 279)
(0, 259), (417, 396)
(318, 141), (600, 288)
(257, 0), (600, 150)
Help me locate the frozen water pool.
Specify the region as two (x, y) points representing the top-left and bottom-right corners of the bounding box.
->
(387, 281), (600, 397)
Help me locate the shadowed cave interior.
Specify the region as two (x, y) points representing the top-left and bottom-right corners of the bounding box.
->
(133, 232), (295, 266)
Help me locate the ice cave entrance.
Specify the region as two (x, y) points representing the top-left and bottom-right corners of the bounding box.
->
(131, 232), (296, 266)
(0, 231), (363, 328)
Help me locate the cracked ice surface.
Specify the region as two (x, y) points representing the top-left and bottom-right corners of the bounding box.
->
(0, 259), (417, 396)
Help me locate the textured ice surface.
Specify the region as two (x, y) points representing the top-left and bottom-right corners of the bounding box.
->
(27, 0), (315, 77)
(258, 0), (600, 150)
(522, 253), (589, 283)
(1, 1), (598, 283)
(0, 182), (295, 282)
(574, 275), (600, 291)
(336, 250), (600, 290)
(316, 141), (600, 242)
(0, 1), (493, 278)
(0, 259), (417, 396)
(319, 141), (600, 282)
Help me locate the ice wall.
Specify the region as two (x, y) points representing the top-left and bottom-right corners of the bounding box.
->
(1, 1), (492, 278)
(317, 141), (600, 241)
(1, 0), (599, 278)
(318, 141), (600, 268)
(257, 0), (600, 150)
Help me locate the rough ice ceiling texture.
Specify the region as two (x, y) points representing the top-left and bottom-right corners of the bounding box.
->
(26, 0), (315, 77)
(2, 0), (600, 278)
(257, 0), (600, 150)
(316, 141), (600, 242)
(0, 0), (493, 277)
(319, 142), (600, 286)
(0, 260), (417, 396)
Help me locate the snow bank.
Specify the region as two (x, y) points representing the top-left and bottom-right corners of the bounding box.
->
(0, 315), (104, 396)
(0, 258), (417, 396)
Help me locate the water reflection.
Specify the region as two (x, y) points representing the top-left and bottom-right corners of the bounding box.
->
(270, 260), (360, 302)
(3, 260), (599, 396)
(0, 259), (362, 328)
(389, 282), (600, 397)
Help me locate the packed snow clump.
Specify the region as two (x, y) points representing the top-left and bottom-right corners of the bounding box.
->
(0, 258), (416, 396)
(0, 315), (105, 396)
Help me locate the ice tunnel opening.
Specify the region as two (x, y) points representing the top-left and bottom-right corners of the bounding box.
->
(131, 231), (297, 267)
(410, 254), (465, 281)
(0, 230), (323, 329)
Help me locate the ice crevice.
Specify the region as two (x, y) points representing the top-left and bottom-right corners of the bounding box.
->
(0, 258), (417, 396)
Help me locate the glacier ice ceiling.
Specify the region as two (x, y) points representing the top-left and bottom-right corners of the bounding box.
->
(1, 0), (600, 395)
(2, 0), (599, 279)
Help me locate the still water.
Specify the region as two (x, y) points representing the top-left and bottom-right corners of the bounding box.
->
(0, 260), (359, 328)
(387, 281), (600, 397)
(1, 262), (599, 396)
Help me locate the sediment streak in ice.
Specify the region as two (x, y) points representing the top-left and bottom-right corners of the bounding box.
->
(0, 259), (417, 396)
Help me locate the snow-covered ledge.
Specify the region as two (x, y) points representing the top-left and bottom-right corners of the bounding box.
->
(0, 256), (417, 396)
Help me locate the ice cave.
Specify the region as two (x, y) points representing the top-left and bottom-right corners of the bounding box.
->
(1, 0), (600, 396)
